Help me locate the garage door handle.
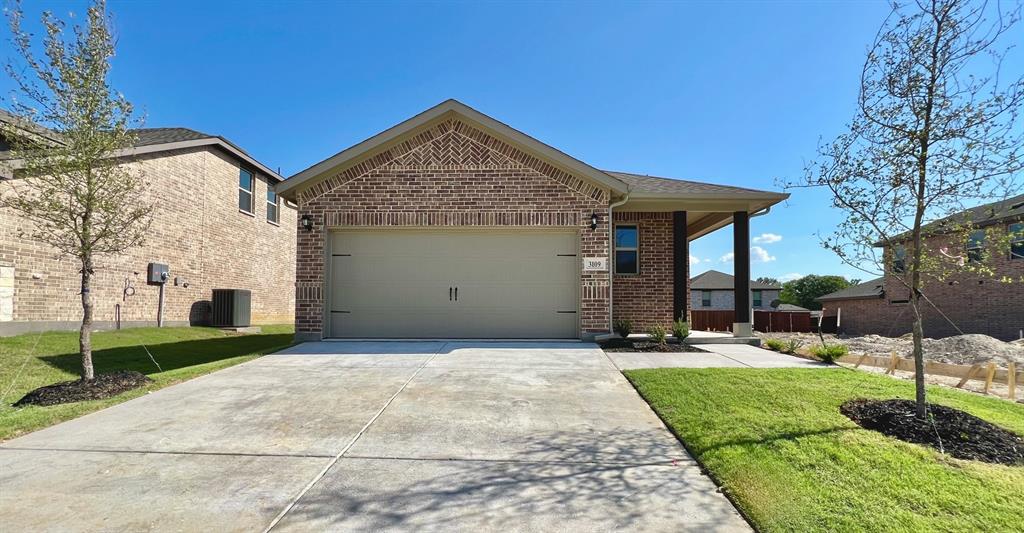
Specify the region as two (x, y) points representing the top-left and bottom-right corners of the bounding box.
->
(454, 287), (458, 301)
(449, 287), (453, 301)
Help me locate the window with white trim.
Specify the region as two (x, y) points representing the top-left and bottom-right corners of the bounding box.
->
(966, 229), (985, 263)
(701, 290), (712, 307)
(892, 245), (906, 273)
(238, 169), (254, 214)
(266, 188), (279, 224)
(1010, 222), (1023, 260)
(614, 225), (639, 275)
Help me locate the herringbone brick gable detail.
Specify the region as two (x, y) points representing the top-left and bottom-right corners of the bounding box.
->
(300, 119), (609, 204)
(384, 129), (522, 169)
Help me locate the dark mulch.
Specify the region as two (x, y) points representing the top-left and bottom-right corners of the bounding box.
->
(599, 338), (706, 353)
(13, 371), (153, 407)
(841, 398), (1024, 466)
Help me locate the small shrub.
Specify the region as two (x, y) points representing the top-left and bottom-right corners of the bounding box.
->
(784, 338), (804, 355)
(810, 343), (848, 363)
(613, 319), (633, 338)
(648, 325), (668, 345)
(672, 320), (690, 340)
(763, 338), (786, 351)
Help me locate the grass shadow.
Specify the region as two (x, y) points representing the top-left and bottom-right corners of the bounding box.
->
(38, 333), (294, 377)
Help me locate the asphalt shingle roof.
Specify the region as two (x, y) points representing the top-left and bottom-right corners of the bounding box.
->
(604, 171), (783, 196)
(131, 127), (213, 147)
(816, 277), (884, 302)
(690, 269), (782, 290)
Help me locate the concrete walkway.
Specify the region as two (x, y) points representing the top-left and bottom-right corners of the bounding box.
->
(0, 341), (749, 532)
(609, 342), (831, 370)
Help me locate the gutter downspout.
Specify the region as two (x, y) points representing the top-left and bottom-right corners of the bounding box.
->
(607, 191), (631, 333)
(750, 206), (771, 219)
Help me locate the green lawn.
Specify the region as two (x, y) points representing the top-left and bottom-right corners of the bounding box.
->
(624, 368), (1024, 533)
(0, 325), (295, 441)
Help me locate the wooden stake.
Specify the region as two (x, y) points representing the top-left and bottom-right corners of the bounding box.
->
(956, 364), (980, 388)
(1008, 362), (1016, 401)
(886, 351), (899, 375)
(854, 354), (868, 369)
(983, 362), (997, 395)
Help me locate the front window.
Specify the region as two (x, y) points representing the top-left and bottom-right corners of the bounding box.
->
(266, 188), (279, 224)
(238, 169), (254, 214)
(752, 290), (762, 307)
(701, 290), (711, 307)
(614, 225), (639, 275)
(1010, 222), (1023, 260)
(966, 230), (985, 263)
(892, 245), (906, 273)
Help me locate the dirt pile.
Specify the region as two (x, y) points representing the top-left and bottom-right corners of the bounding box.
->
(757, 331), (1024, 367)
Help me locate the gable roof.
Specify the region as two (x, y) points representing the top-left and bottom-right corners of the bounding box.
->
(775, 303), (809, 311)
(690, 270), (782, 290)
(816, 277), (884, 302)
(278, 99), (629, 199)
(0, 115), (281, 181)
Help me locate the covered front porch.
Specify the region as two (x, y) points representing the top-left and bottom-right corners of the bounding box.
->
(608, 171), (786, 339)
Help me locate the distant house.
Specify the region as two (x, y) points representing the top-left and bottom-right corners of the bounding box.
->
(817, 195), (1024, 341)
(690, 270), (781, 311)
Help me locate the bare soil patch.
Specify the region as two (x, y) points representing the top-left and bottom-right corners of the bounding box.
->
(841, 398), (1024, 466)
(599, 338), (706, 353)
(757, 331), (1024, 367)
(13, 371), (153, 407)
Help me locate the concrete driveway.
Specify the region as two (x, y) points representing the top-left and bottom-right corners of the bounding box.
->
(0, 341), (749, 532)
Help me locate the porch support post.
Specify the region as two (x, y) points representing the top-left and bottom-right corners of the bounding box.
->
(733, 211), (752, 336)
(672, 211), (688, 322)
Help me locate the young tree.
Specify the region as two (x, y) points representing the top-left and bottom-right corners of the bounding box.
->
(791, 0), (1024, 417)
(755, 276), (781, 286)
(0, 0), (150, 380)
(779, 275), (853, 310)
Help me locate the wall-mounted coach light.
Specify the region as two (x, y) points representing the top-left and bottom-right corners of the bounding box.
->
(590, 213), (599, 230)
(300, 214), (314, 232)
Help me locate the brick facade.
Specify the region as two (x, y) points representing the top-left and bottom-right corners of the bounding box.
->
(823, 225), (1024, 341)
(293, 119), (612, 338)
(611, 211), (682, 331)
(690, 288), (780, 311)
(0, 146), (296, 334)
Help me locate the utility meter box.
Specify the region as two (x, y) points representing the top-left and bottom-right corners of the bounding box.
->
(147, 262), (169, 284)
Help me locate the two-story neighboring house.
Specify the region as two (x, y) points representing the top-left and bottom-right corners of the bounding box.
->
(818, 195), (1024, 341)
(690, 270), (782, 311)
(0, 112), (297, 335)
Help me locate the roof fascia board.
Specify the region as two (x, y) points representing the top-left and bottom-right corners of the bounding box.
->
(276, 99), (628, 199)
(2, 138), (282, 181)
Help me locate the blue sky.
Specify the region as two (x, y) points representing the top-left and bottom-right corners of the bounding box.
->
(1, 0), (963, 282)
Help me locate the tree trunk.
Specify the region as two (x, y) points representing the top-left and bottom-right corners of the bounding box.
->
(79, 258), (95, 381)
(909, 290), (927, 418)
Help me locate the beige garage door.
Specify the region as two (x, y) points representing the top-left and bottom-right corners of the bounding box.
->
(327, 230), (579, 338)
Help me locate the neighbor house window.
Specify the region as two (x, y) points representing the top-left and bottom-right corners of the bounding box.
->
(615, 225), (639, 275)
(238, 169), (254, 214)
(1010, 222), (1023, 260)
(701, 290), (712, 307)
(752, 290), (762, 307)
(966, 229), (985, 263)
(266, 188), (279, 224)
(892, 245), (906, 273)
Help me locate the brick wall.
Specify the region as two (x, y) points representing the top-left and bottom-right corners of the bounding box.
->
(824, 225), (1024, 340)
(690, 288), (780, 311)
(293, 118), (611, 338)
(0, 146), (296, 334)
(611, 212), (679, 331)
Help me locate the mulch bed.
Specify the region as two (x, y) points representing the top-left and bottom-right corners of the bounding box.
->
(841, 398), (1024, 466)
(13, 371), (153, 407)
(599, 338), (706, 353)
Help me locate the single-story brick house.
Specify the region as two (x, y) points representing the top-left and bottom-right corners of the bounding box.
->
(276, 100), (788, 341)
(817, 194), (1023, 341)
(690, 269), (782, 311)
(1, 111), (296, 335)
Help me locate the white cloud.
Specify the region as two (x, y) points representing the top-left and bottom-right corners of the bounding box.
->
(779, 272), (803, 282)
(689, 255), (701, 266)
(722, 247), (776, 263)
(751, 246), (776, 263)
(752, 233), (782, 244)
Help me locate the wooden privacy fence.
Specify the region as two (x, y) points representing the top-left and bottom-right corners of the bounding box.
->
(754, 310), (813, 333)
(839, 352), (1020, 400)
(690, 310), (734, 332)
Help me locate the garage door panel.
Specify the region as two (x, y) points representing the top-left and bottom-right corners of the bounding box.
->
(328, 230), (579, 339)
